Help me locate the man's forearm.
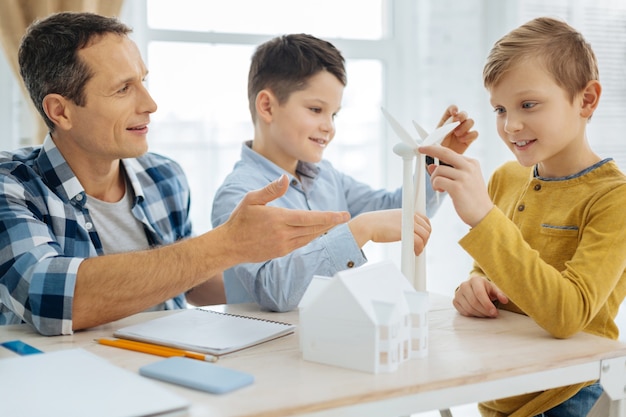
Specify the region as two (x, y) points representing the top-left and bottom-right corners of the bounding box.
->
(72, 232), (230, 330)
(71, 180), (350, 331)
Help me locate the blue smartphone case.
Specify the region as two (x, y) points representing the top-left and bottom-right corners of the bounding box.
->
(139, 357), (254, 394)
(1, 340), (44, 355)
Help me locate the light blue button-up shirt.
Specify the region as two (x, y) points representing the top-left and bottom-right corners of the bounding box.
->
(211, 141), (440, 312)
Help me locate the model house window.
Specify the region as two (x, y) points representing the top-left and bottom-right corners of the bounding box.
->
(379, 325), (389, 341)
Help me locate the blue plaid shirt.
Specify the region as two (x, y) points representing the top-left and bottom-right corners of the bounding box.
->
(0, 136), (191, 335)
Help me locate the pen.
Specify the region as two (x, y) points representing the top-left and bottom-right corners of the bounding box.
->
(96, 337), (218, 362)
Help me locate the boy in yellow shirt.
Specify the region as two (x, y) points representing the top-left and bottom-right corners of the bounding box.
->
(421, 17), (626, 416)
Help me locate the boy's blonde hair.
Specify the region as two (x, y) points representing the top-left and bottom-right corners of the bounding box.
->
(483, 17), (599, 102)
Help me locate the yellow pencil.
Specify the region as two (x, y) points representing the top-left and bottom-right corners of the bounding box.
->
(96, 337), (218, 362)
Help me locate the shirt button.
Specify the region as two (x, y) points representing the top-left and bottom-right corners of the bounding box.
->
(290, 179), (298, 186)
(75, 194), (83, 201)
(85, 222), (93, 230)
(534, 184), (541, 191)
(346, 261), (355, 268)
(517, 204), (525, 212)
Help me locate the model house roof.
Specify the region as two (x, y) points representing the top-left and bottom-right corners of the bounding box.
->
(300, 260), (419, 323)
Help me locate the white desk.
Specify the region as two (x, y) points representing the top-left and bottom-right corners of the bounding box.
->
(1, 294), (626, 416)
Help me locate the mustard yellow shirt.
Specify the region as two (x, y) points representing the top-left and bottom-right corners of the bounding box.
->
(459, 159), (626, 417)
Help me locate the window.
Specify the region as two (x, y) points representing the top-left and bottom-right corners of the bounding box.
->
(119, 0), (626, 298)
(126, 0), (390, 257)
(0, 51), (24, 150)
(146, 0), (384, 39)
(1, 1), (622, 302)
(145, 40), (384, 234)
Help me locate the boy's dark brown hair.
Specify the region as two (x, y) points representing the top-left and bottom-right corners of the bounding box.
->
(247, 34), (346, 122)
(483, 16), (598, 102)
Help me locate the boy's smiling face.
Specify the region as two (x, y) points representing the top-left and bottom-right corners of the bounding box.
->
(260, 70), (344, 176)
(488, 58), (593, 178)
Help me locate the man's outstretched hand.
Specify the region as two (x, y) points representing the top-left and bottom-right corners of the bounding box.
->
(219, 175), (350, 264)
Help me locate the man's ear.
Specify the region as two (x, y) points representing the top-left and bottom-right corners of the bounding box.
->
(42, 94), (72, 130)
(580, 80), (601, 118)
(255, 89), (277, 123)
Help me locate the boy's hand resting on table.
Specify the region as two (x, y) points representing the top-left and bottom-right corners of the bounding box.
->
(349, 209), (431, 255)
(453, 274), (509, 318)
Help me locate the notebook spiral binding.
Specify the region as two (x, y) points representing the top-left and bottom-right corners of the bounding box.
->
(197, 308), (293, 327)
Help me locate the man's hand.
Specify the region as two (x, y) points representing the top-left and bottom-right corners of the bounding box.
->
(218, 175), (350, 264)
(453, 274), (509, 318)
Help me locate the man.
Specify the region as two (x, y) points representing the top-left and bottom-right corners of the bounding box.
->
(0, 12), (348, 336)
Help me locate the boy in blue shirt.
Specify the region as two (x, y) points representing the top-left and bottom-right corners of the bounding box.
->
(212, 34), (477, 311)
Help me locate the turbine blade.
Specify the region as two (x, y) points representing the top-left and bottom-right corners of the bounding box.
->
(381, 107), (418, 148)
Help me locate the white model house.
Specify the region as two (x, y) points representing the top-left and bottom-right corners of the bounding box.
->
(299, 260), (429, 374)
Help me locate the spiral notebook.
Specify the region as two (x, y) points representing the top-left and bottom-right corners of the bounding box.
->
(114, 308), (295, 356)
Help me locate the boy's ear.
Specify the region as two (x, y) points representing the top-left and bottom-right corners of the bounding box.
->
(255, 89), (277, 123)
(42, 94), (72, 131)
(580, 80), (601, 118)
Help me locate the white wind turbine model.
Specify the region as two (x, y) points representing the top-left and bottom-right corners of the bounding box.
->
(381, 108), (459, 291)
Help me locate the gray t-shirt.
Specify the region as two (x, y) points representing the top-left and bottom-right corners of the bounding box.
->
(86, 182), (165, 311)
